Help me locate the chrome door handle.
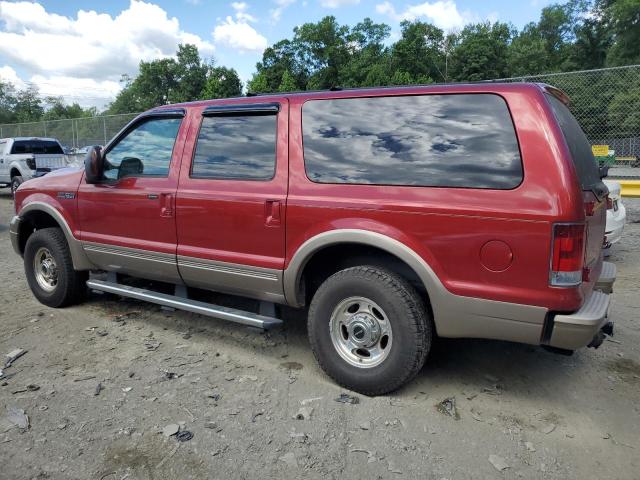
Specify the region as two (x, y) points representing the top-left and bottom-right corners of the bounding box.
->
(147, 193), (159, 199)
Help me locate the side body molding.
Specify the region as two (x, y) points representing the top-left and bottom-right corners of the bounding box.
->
(283, 229), (548, 344)
(18, 202), (95, 271)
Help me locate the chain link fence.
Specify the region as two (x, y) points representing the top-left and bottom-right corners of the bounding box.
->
(0, 113), (138, 152)
(498, 64), (640, 168)
(0, 65), (638, 168)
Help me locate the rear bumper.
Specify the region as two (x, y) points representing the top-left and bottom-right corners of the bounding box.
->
(546, 262), (616, 350)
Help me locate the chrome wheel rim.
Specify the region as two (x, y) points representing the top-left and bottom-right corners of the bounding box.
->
(329, 296), (393, 368)
(33, 247), (58, 292)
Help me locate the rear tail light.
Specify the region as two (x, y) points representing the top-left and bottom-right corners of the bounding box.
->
(25, 157), (36, 170)
(550, 223), (585, 287)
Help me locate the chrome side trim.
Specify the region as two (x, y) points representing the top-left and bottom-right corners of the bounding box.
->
(84, 243), (176, 265)
(284, 229), (547, 344)
(18, 202), (94, 270)
(86, 279), (282, 329)
(178, 255), (285, 304)
(82, 242), (182, 284)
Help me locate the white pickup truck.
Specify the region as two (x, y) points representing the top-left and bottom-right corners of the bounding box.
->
(0, 137), (68, 194)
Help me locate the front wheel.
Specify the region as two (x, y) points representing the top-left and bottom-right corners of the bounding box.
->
(24, 228), (88, 307)
(308, 266), (432, 395)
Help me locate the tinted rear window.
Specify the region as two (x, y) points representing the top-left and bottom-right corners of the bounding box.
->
(302, 93), (522, 189)
(11, 140), (63, 155)
(546, 94), (601, 191)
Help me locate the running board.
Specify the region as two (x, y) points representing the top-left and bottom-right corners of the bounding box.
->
(86, 279), (282, 330)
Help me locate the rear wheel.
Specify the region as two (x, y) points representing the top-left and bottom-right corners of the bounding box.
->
(24, 228), (88, 307)
(11, 175), (23, 196)
(308, 266), (431, 395)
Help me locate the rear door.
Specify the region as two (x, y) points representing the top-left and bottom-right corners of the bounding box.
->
(175, 99), (288, 302)
(547, 94), (607, 282)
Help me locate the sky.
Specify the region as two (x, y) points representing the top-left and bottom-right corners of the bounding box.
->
(0, 0), (554, 110)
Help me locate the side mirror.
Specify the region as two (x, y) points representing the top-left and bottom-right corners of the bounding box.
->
(118, 157), (144, 180)
(84, 146), (104, 184)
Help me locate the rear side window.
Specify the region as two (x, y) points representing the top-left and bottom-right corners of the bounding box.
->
(11, 140), (63, 155)
(546, 94), (601, 191)
(191, 114), (276, 181)
(302, 94), (522, 189)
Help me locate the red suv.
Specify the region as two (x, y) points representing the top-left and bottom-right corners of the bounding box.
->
(10, 83), (615, 395)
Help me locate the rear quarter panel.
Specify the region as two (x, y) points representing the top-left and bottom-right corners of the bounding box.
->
(285, 84), (586, 312)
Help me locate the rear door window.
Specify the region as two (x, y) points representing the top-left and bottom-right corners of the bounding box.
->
(191, 114), (277, 181)
(546, 94), (601, 191)
(11, 140), (64, 155)
(302, 93), (523, 189)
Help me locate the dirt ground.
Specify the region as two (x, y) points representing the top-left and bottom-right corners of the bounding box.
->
(1, 192), (639, 480)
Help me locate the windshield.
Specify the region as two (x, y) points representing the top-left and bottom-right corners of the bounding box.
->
(10, 140), (64, 155)
(546, 94), (601, 191)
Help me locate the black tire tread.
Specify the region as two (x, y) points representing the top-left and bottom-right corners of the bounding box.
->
(24, 227), (87, 307)
(308, 265), (431, 395)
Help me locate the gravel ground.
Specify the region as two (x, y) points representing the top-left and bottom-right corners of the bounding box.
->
(1, 192), (639, 480)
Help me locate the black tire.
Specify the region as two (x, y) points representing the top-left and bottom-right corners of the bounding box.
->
(24, 227), (88, 308)
(308, 266), (431, 395)
(11, 175), (23, 196)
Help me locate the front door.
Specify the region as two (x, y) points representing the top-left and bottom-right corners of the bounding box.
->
(176, 100), (289, 303)
(77, 111), (189, 283)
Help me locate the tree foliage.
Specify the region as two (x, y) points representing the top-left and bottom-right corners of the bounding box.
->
(0, 0), (639, 127)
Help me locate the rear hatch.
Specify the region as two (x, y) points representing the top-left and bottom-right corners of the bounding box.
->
(546, 93), (607, 293)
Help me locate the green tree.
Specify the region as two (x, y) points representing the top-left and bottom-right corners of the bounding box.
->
(108, 44), (214, 113)
(391, 21), (446, 82)
(277, 69), (298, 92)
(604, 0), (640, 65)
(0, 80), (17, 124)
(340, 18), (391, 87)
(42, 97), (94, 121)
(508, 24), (551, 76)
(13, 86), (43, 122)
(252, 39), (308, 93)
(293, 16), (350, 89)
(246, 71), (271, 94)
(201, 66), (242, 99)
(449, 22), (512, 81)
(169, 44), (208, 103)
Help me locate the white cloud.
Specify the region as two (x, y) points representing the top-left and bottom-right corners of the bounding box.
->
(0, 0), (214, 107)
(375, 0), (473, 30)
(213, 3), (267, 53)
(270, 0), (296, 23)
(213, 16), (268, 53)
(319, 0), (359, 7)
(0, 66), (26, 90)
(231, 1), (257, 22)
(31, 75), (122, 106)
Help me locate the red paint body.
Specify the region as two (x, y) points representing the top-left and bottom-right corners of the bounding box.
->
(15, 83), (606, 313)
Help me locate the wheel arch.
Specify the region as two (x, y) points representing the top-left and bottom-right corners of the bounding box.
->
(10, 166), (22, 179)
(283, 229), (445, 310)
(17, 202), (93, 270)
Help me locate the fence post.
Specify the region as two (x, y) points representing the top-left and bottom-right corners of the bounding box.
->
(103, 117), (107, 145)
